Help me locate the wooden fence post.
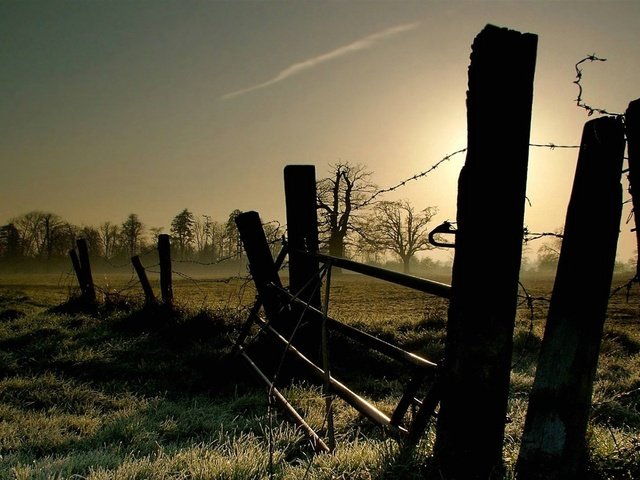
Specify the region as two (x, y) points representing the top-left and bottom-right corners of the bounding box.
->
(625, 99), (640, 278)
(433, 24), (537, 479)
(235, 211), (285, 329)
(131, 255), (156, 304)
(69, 249), (84, 296)
(516, 116), (625, 480)
(76, 238), (96, 302)
(158, 234), (173, 305)
(284, 165), (322, 358)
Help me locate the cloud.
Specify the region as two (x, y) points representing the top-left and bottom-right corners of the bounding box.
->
(221, 22), (419, 100)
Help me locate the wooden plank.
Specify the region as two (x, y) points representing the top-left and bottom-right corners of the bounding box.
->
(239, 347), (330, 454)
(268, 282), (438, 371)
(311, 252), (451, 298)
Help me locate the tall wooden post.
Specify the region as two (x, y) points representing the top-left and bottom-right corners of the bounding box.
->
(158, 234), (173, 305)
(284, 165), (321, 309)
(76, 239), (96, 302)
(625, 99), (640, 278)
(433, 24), (537, 479)
(284, 165), (322, 358)
(516, 116), (625, 480)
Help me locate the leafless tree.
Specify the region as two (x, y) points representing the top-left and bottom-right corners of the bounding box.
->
(316, 162), (377, 259)
(99, 222), (120, 259)
(358, 200), (438, 274)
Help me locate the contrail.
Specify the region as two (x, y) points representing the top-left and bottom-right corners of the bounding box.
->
(221, 22), (419, 100)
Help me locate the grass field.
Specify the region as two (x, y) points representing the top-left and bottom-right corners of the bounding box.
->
(0, 270), (638, 479)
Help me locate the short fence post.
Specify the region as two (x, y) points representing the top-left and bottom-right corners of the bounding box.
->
(625, 99), (640, 278)
(433, 24), (537, 479)
(69, 249), (84, 296)
(284, 165), (322, 358)
(235, 211), (285, 328)
(131, 255), (156, 304)
(158, 234), (173, 305)
(76, 238), (96, 302)
(516, 116), (625, 480)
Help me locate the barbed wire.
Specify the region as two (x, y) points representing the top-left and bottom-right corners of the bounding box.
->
(354, 148), (467, 210)
(353, 142), (582, 212)
(523, 229), (564, 243)
(574, 54), (623, 117)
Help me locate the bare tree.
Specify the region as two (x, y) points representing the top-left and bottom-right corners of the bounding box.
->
(359, 200), (438, 274)
(316, 162), (377, 259)
(98, 222), (120, 259)
(9, 211), (73, 259)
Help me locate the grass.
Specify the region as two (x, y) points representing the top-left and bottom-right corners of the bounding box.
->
(0, 271), (638, 479)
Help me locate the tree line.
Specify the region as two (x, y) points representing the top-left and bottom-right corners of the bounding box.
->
(0, 209), (264, 267)
(2, 162), (595, 274)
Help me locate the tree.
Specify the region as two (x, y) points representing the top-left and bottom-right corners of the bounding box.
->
(263, 220), (285, 259)
(223, 209), (243, 259)
(99, 222), (120, 259)
(359, 200), (438, 274)
(535, 229), (563, 272)
(0, 224), (21, 258)
(120, 214), (144, 258)
(9, 211), (73, 259)
(170, 209), (195, 258)
(316, 162), (377, 259)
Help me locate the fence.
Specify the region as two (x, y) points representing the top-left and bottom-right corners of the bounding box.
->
(228, 24), (636, 480)
(62, 24), (639, 480)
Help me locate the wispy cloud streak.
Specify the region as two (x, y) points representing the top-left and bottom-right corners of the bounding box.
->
(221, 22), (419, 100)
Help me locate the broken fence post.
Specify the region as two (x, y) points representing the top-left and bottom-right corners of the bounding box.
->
(235, 211), (285, 329)
(516, 116), (625, 480)
(131, 255), (156, 304)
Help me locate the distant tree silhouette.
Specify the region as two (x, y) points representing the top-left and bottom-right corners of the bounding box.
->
(171, 209), (195, 258)
(358, 200), (437, 273)
(9, 211), (73, 259)
(120, 214), (144, 258)
(317, 162), (377, 259)
(536, 228), (563, 272)
(224, 209), (243, 259)
(99, 222), (120, 259)
(0, 223), (20, 259)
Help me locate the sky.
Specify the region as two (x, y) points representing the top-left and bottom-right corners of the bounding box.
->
(1, 0), (639, 263)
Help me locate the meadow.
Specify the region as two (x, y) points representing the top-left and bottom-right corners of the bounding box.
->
(0, 270), (638, 479)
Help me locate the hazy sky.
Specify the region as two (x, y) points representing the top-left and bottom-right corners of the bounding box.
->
(2, 0), (639, 262)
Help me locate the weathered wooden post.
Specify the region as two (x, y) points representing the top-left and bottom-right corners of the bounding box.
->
(433, 24), (537, 479)
(625, 99), (640, 278)
(131, 255), (156, 304)
(76, 238), (96, 302)
(235, 211), (285, 328)
(284, 165), (322, 358)
(69, 249), (84, 296)
(158, 234), (173, 305)
(516, 116), (625, 480)
(284, 165), (322, 308)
